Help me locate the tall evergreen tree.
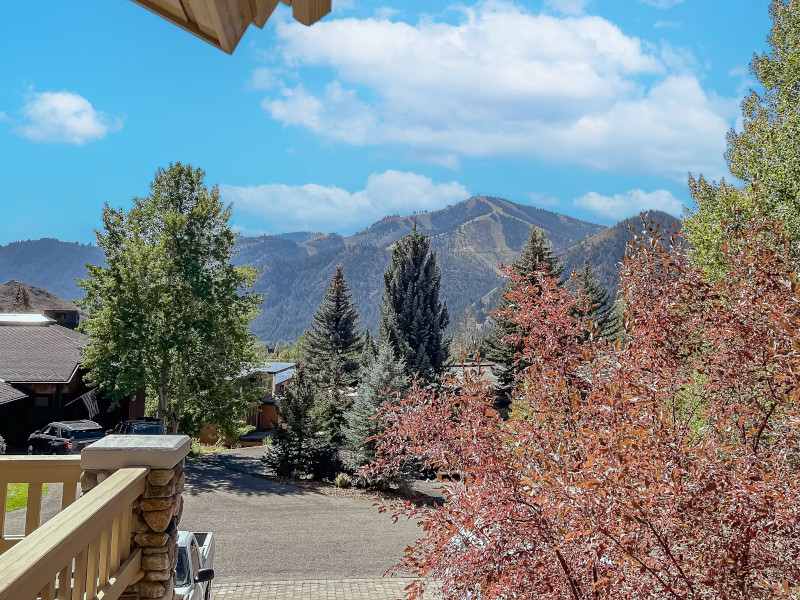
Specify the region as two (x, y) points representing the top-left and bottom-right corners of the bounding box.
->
(485, 227), (563, 393)
(379, 221), (449, 382)
(359, 330), (378, 371)
(345, 337), (409, 466)
(576, 259), (623, 342)
(301, 266), (362, 387)
(311, 368), (348, 448)
(8, 284), (32, 313)
(263, 369), (317, 476)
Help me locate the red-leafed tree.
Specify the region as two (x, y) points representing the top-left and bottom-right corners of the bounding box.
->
(362, 215), (800, 600)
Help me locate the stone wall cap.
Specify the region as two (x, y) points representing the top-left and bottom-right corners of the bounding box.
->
(81, 435), (190, 470)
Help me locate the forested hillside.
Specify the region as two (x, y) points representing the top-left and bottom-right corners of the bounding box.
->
(0, 199), (680, 344)
(0, 239), (104, 303)
(237, 196), (604, 341)
(559, 210), (682, 293)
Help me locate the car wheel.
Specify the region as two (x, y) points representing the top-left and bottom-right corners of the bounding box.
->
(27, 444), (34, 455)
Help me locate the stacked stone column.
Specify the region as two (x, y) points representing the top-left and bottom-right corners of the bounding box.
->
(80, 435), (190, 600)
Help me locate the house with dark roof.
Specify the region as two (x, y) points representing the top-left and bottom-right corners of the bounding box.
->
(0, 313), (144, 447)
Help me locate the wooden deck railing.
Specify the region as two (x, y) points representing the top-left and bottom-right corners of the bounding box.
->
(0, 456), (84, 554)
(0, 464), (148, 600)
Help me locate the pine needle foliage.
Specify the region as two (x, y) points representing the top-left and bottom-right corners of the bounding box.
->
(576, 259), (623, 342)
(485, 227), (563, 393)
(345, 337), (410, 466)
(301, 266), (363, 387)
(263, 370), (318, 476)
(379, 221), (449, 382)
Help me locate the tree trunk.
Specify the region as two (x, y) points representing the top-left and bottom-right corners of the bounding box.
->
(157, 384), (169, 430)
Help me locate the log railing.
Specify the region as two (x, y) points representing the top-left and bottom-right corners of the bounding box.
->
(0, 456), (84, 554)
(0, 465), (148, 600)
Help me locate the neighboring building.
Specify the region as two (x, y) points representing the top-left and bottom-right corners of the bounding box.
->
(198, 362), (296, 446)
(240, 362), (295, 446)
(0, 280), (82, 330)
(0, 313), (144, 447)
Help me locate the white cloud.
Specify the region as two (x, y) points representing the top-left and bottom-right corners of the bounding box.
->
(221, 170), (470, 233)
(248, 67), (279, 90)
(528, 192), (560, 208)
(543, 0), (590, 16)
(654, 20), (682, 28)
(261, 1), (733, 179)
(0, 111), (7, 122)
(15, 91), (121, 145)
(574, 189), (684, 221)
(374, 7), (401, 20)
(641, 0), (684, 8)
(232, 224), (269, 236)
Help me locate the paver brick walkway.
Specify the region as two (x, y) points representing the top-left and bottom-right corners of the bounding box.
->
(212, 579), (432, 599)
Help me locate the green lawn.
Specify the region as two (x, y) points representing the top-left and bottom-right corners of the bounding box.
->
(5, 483), (49, 512)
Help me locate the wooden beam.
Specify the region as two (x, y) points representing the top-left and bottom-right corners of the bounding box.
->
(250, 0), (280, 28)
(291, 0), (331, 26)
(203, 0), (253, 54)
(131, 0), (224, 51)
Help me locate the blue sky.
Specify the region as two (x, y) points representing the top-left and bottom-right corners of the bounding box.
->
(0, 0), (771, 244)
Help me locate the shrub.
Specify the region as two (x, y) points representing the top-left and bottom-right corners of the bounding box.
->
(308, 444), (346, 481)
(363, 215), (800, 600)
(0, 435), (6, 455)
(334, 472), (351, 488)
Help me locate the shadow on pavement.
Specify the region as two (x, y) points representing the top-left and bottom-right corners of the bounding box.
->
(184, 458), (311, 498)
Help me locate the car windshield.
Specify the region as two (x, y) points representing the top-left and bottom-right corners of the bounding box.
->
(175, 547), (190, 586)
(69, 429), (104, 440)
(131, 423), (163, 434)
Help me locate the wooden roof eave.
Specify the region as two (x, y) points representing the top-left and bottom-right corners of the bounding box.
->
(131, 0), (331, 55)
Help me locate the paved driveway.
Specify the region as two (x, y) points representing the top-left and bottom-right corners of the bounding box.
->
(180, 451), (422, 584)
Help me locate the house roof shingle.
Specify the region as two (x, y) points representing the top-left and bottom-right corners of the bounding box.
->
(0, 381), (28, 405)
(0, 322), (86, 383)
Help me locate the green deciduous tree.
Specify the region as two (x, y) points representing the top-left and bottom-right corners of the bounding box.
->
(485, 227), (563, 393)
(379, 222), (449, 382)
(301, 266), (362, 387)
(78, 163), (265, 435)
(345, 337), (409, 466)
(685, 0), (800, 275)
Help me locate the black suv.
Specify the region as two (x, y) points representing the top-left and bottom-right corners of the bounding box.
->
(27, 420), (105, 455)
(109, 418), (165, 435)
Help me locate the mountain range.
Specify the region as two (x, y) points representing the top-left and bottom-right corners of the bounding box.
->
(0, 197), (680, 343)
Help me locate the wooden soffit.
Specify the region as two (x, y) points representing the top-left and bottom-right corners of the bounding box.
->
(131, 0), (331, 54)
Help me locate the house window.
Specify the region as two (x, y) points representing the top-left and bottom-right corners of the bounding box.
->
(35, 396), (49, 407)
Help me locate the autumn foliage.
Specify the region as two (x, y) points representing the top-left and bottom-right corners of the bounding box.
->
(362, 216), (800, 599)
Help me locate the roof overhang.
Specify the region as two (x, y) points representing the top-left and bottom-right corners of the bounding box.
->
(131, 0), (331, 54)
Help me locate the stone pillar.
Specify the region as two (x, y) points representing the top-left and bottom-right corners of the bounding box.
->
(80, 435), (190, 600)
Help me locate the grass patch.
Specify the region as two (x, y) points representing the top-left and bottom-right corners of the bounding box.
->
(188, 438), (227, 460)
(6, 483), (49, 512)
